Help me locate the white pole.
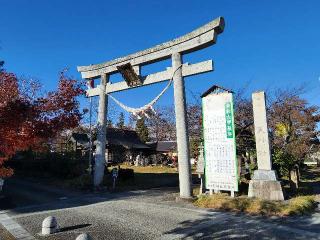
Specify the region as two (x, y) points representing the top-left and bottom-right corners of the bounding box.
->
(231, 191), (235, 198)
(198, 174), (203, 195)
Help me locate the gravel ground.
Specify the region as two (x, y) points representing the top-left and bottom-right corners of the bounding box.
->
(2, 178), (320, 240)
(2, 190), (319, 240)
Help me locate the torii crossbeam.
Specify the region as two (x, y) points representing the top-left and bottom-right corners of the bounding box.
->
(77, 17), (225, 199)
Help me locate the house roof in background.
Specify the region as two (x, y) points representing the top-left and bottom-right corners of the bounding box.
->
(147, 141), (177, 152)
(70, 133), (89, 145)
(71, 129), (181, 151)
(201, 84), (234, 98)
(106, 128), (149, 149)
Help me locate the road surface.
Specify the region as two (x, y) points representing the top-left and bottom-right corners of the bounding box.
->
(1, 177), (320, 240)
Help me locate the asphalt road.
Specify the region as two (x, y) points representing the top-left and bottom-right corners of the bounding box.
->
(1, 178), (320, 240)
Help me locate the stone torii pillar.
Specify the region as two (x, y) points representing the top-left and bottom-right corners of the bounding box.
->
(172, 52), (192, 198)
(94, 74), (109, 187)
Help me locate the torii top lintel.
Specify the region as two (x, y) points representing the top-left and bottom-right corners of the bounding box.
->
(77, 17), (225, 79)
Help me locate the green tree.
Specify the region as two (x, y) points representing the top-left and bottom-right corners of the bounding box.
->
(269, 88), (320, 178)
(116, 112), (125, 129)
(107, 119), (113, 128)
(136, 117), (149, 143)
(189, 138), (200, 159)
(0, 60), (4, 72)
(272, 149), (296, 178)
(234, 95), (256, 175)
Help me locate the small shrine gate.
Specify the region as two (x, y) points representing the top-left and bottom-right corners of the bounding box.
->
(77, 17), (225, 199)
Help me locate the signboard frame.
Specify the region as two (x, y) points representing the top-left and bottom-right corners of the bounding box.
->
(202, 91), (239, 193)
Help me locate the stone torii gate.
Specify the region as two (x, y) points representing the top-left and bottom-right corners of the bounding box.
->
(77, 17), (225, 199)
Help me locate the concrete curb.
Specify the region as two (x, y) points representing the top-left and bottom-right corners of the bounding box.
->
(0, 213), (35, 240)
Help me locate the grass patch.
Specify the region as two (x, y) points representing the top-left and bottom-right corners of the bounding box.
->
(281, 165), (320, 197)
(282, 195), (317, 215)
(192, 186), (202, 196)
(194, 194), (317, 216)
(300, 165), (320, 182)
(65, 174), (93, 190)
(107, 165), (180, 190)
(66, 166), (180, 191)
(112, 165), (178, 174)
(103, 172), (179, 191)
(63, 165), (180, 191)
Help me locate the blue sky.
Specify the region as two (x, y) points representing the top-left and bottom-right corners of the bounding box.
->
(1, 0), (320, 122)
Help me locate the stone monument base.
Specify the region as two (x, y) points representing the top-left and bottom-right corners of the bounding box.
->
(175, 196), (196, 203)
(248, 170), (284, 201)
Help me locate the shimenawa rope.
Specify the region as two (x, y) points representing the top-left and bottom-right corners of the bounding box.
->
(107, 64), (182, 119)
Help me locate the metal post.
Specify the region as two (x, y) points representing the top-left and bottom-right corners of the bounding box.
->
(94, 74), (109, 187)
(172, 52), (192, 199)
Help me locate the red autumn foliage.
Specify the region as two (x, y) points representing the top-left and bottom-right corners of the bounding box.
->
(0, 70), (84, 178)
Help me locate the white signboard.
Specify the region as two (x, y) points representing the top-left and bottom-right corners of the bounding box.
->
(202, 92), (238, 192)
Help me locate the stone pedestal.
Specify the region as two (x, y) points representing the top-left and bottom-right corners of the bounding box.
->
(248, 170), (284, 200)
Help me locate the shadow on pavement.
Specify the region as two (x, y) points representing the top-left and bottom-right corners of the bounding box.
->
(162, 210), (320, 240)
(59, 223), (91, 232)
(0, 176), (178, 217)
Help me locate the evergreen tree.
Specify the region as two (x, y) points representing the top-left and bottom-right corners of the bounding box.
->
(116, 112), (125, 129)
(107, 119), (113, 128)
(0, 60), (4, 72)
(136, 117), (149, 143)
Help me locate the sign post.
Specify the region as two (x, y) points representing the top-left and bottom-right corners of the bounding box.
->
(201, 86), (238, 196)
(196, 143), (205, 195)
(111, 167), (119, 190)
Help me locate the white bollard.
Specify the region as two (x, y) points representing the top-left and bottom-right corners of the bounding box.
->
(42, 216), (58, 235)
(76, 233), (93, 240)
